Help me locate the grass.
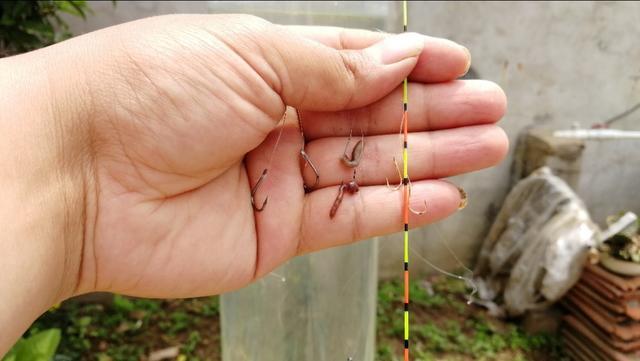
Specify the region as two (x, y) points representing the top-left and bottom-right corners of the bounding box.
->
(16, 276), (565, 360)
(27, 295), (220, 361)
(376, 276), (566, 361)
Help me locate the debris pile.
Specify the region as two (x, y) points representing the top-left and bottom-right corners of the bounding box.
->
(563, 263), (640, 361)
(474, 167), (597, 317)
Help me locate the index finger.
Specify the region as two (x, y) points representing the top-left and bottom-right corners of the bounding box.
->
(285, 25), (471, 83)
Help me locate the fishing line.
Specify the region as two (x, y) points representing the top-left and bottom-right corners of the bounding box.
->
(431, 223), (475, 277)
(250, 111), (288, 211)
(267, 271), (287, 283)
(266, 111), (288, 171)
(409, 246), (478, 305)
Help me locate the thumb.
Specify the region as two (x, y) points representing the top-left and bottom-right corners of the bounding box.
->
(259, 27), (425, 111)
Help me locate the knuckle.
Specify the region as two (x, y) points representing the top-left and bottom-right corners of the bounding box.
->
(216, 14), (276, 43)
(231, 13), (272, 29)
(337, 51), (373, 109)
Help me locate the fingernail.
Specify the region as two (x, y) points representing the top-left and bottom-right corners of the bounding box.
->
(461, 46), (471, 76)
(457, 186), (468, 210)
(373, 32), (425, 65)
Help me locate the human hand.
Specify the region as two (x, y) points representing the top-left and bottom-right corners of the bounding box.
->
(0, 14), (507, 352)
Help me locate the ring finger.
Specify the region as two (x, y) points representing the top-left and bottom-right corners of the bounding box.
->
(302, 124), (508, 189)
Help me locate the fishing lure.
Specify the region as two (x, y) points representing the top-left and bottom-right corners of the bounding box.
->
(329, 170), (360, 219)
(330, 128), (365, 218)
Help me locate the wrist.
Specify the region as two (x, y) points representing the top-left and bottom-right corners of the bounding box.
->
(0, 45), (93, 354)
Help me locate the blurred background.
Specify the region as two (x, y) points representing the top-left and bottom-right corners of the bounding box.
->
(3, 1), (640, 361)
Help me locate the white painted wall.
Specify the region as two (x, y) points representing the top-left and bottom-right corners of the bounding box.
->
(379, 1), (640, 278)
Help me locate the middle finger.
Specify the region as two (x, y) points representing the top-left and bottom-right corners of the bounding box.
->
(300, 80), (507, 141)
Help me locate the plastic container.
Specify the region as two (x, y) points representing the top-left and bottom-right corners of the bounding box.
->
(221, 239), (378, 361)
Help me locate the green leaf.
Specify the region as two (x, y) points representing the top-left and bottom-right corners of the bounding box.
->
(2, 354), (17, 361)
(20, 19), (54, 38)
(1, 0), (92, 56)
(78, 316), (92, 327)
(1, 339), (22, 361)
(113, 294), (135, 313)
(25, 329), (61, 360)
(3, 329), (61, 361)
(5, 28), (43, 50)
(55, 1), (89, 19)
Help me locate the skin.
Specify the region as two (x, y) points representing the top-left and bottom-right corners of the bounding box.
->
(0, 14), (508, 355)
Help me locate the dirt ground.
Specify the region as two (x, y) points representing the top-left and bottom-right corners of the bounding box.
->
(375, 276), (566, 361)
(23, 276), (564, 361)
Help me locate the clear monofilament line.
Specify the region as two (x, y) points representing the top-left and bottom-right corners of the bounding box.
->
(266, 111), (288, 171)
(401, 2), (410, 361)
(409, 247), (478, 304)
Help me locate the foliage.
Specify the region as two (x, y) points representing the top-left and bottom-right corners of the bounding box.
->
(26, 295), (219, 360)
(0, 1), (90, 57)
(605, 234), (640, 263)
(376, 276), (566, 361)
(602, 213), (640, 262)
(12, 275), (564, 360)
(2, 329), (61, 361)
(182, 331), (201, 355)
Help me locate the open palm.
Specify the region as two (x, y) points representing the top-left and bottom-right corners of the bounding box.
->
(71, 15), (507, 298)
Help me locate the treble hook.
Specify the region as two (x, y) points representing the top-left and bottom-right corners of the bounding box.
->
(297, 109), (320, 191)
(251, 168), (268, 212)
(385, 156), (403, 191)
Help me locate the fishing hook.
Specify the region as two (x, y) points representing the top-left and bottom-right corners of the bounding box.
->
(251, 168), (268, 212)
(301, 149), (320, 191)
(297, 109), (320, 192)
(385, 156), (403, 191)
(342, 129), (365, 168)
(384, 157), (427, 214)
(408, 179), (427, 215)
(248, 111), (289, 211)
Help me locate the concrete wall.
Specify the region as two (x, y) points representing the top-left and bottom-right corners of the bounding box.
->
(63, 1), (396, 31)
(576, 137), (640, 225)
(64, 1), (640, 278)
(379, 1), (640, 278)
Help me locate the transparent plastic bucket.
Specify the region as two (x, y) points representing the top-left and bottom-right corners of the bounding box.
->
(221, 239), (378, 361)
